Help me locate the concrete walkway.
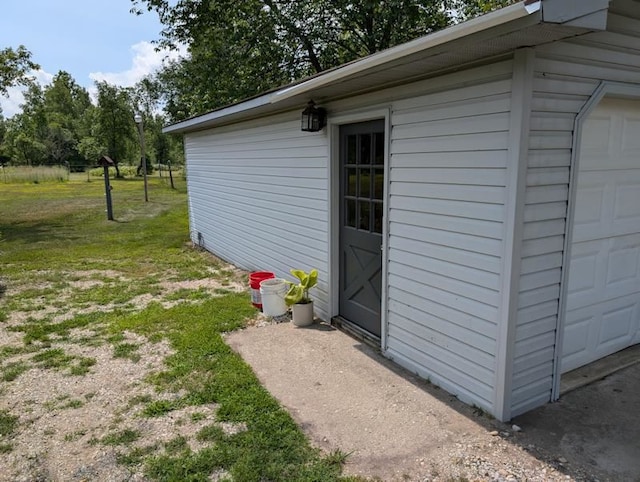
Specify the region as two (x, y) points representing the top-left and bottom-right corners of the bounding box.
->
(226, 322), (640, 481)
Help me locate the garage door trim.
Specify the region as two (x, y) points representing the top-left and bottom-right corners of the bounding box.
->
(553, 81), (640, 401)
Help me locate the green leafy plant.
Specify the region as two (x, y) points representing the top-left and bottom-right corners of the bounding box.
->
(284, 269), (318, 306)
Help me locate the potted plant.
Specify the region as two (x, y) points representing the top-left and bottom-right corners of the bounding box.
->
(284, 268), (318, 327)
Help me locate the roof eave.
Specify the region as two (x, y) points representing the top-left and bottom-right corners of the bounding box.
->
(270, 1), (542, 104)
(163, 0), (610, 135)
(163, 1), (542, 135)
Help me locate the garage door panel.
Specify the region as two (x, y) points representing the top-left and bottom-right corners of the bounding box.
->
(604, 234), (640, 297)
(562, 311), (597, 373)
(612, 177), (640, 230)
(597, 302), (636, 348)
(621, 116), (640, 160)
(562, 97), (640, 373)
(572, 180), (605, 238)
(563, 294), (640, 373)
(568, 235), (640, 312)
(563, 313), (593, 354)
(573, 171), (640, 242)
(566, 240), (604, 310)
(580, 115), (612, 168)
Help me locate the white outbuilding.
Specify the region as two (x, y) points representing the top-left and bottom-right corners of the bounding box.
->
(165, 0), (640, 421)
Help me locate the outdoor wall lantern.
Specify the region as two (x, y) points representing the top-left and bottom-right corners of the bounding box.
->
(301, 101), (326, 132)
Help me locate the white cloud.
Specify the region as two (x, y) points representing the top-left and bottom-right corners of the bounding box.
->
(89, 41), (186, 87)
(0, 69), (54, 118)
(1, 43), (186, 117)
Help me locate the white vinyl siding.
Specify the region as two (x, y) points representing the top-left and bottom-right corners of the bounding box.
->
(180, 0), (639, 422)
(384, 62), (513, 413)
(511, 3), (640, 417)
(184, 114), (330, 318)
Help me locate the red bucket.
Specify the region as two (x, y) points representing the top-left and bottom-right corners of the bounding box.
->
(249, 271), (275, 310)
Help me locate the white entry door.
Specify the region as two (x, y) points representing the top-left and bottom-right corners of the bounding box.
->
(562, 97), (640, 373)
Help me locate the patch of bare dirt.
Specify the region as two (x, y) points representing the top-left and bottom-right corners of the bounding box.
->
(0, 328), (247, 482)
(0, 327), (23, 347)
(0, 263), (257, 481)
(5, 266), (249, 329)
(159, 278), (243, 293)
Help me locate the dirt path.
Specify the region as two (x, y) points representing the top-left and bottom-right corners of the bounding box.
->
(226, 322), (623, 482)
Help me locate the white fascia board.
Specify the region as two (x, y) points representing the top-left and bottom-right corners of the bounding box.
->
(162, 92), (277, 134)
(271, 1), (541, 104)
(541, 0), (610, 25)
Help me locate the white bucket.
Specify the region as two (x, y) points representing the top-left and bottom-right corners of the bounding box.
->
(259, 278), (288, 317)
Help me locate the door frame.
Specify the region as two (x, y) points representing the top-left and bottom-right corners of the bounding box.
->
(552, 82), (640, 401)
(328, 107), (391, 350)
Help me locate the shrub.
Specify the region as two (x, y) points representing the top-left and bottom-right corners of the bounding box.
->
(89, 164), (154, 178)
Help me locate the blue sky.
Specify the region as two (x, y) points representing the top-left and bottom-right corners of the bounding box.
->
(1, 0), (184, 116)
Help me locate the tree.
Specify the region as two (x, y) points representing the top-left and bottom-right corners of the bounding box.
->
(77, 136), (106, 164)
(42, 71), (93, 167)
(0, 45), (39, 96)
(2, 71), (96, 168)
(132, 0), (453, 121)
(4, 83), (48, 165)
(95, 81), (136, 177)
(131, 0), (514, 121)
(0, 109), (10, 165)
(3, 72), (151, 171)
(453, 0), (518, 19)
(133, 1), (520, 121)
(129, 80), (185, 166)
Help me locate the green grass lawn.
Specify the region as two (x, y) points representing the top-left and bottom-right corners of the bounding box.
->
(0, 177), (352, 481)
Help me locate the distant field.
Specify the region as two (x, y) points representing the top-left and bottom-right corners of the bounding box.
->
(0, 165), (184, 185)
(0, 165), (69, 184)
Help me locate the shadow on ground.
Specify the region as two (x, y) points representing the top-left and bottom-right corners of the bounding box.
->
(226, 321), (639, 481)
(514, 363), (640, 481)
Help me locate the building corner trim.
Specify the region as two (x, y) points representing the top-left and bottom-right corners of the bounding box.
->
(494, 48), (535, 422)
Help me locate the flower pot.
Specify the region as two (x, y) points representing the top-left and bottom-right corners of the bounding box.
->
(291, 301), (314, 327)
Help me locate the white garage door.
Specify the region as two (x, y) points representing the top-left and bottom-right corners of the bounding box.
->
(562, 97), (640, 374)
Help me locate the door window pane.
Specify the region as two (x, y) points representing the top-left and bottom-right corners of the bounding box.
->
(359, 169), (371, 198)
(374, 133), (384, 165)
(359, 201), (370, 231)
(360, 134), (371, 165)
(346, 168), (357, 196)
(373, 202), (383, 234)
(373, 168), (384, 200)
(345, 199), (356, 228)
(347, 135), (357, 164)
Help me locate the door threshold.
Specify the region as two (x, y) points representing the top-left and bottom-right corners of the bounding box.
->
(560, 344), (640, 395)
(331, 316), (381, 351)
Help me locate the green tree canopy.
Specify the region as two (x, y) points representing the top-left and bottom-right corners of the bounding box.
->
(95, 81), (136, 176)
(5, 83), (48, 165)
(43, 71), (94, 165)
(132, 0), (518, 121)
(0, 45), (39, 96)
(132, 0), (455, 120)
(2, 72), (95, 167)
